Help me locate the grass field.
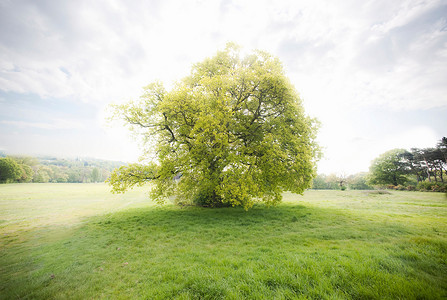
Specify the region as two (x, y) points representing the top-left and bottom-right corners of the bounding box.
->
(1, 184), (446, 299)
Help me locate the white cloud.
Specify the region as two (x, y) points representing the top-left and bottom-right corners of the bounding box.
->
(372, 0), (442, 34)
(0, 0), (446, 172)
(1, 0), (445, 109)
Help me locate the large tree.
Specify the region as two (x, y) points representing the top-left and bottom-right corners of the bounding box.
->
(0, 157), (22, 183)
(402, 149), (428, 183)
(109, 44), (320, 209)
(409, 146), (446, 183)
(368, 149), (409, 186)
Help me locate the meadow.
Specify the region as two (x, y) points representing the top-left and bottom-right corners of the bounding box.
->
(0, 184), (446, 299)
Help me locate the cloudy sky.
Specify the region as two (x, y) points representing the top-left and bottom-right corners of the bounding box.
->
(0, 0), (446, 175)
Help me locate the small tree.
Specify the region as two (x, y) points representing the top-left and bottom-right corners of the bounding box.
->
(91, 167), (100, 183)
(347, 173), (373, 190)
(109, 44), (320, 209)
(18, 164), (34, 183)
(311, 174), (331, 189)
(33, 166), (52, 183)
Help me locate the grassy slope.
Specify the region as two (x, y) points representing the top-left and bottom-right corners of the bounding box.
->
(0, 184), (446, 299)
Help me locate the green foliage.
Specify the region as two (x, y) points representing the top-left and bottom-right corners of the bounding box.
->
(0, 157), (22, 183)
(18, 164), (34, 183)
(395, 184), (407, 191)
(348, 173), (373, 190)
(311, 174), (331, 189)
(111, 44), (320, 209)
(417, 181), (447, 192)
(1, 155), (124, 184)
(48, 165), (69, 183)
(368, 149), (409, 187)
(107, 163), (159, 193)
(38, 157), (121, 183)
(9, 155), (39, 167)
(311, 174), (339, 190)
(406, 185), (417, 191)
(33, 166), (53, 183)
(368, 138), (447, 191)
(312, 173), (357, 190)
(91, 167), (100, 183)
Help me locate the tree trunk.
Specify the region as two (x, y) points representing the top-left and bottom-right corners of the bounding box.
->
(392, 174), (397, 186)
(424, 160), (431, 182)
(439, 163), (444, 183)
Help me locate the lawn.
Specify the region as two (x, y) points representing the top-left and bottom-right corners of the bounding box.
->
(1, 184), (446, 299)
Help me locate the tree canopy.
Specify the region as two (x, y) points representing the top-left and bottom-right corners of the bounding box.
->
(0, 155), (120, 184)
(368, 149), (409, 186)
(367, 138), (447, 189)
(0, 157), (22, 183)
(109, 44), (320, 209)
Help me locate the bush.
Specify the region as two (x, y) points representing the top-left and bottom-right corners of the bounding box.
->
(406, 185), (416, 191)
(417, 181), (447, 192)
(432, 184), (447, 193)
(395, 185), (406, 191)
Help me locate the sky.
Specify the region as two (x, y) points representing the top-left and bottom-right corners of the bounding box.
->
(0, 0), (446, 175)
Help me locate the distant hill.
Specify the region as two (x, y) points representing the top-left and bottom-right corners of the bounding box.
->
(1, 153), (128, 183)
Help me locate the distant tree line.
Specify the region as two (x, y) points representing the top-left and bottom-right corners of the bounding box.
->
(312, 137), (447, 192)
(311, 173), (373, 191)
(0, 154), (125, 184)
(312, 137), (446, 192)
(367, 137), (447, 192)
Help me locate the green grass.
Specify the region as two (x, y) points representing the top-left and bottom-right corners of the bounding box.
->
(1, 185), (446, 299)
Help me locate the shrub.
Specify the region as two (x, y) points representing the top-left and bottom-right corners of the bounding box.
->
(432, 184), (447, 193)
(406, 185), (416, 191)
(395, 185), (406, 191)
(417, 181), (447, 192)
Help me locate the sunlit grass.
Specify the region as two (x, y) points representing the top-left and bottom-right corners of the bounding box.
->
(0, 183), (151, 232)
(1, 185), (446, 299)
